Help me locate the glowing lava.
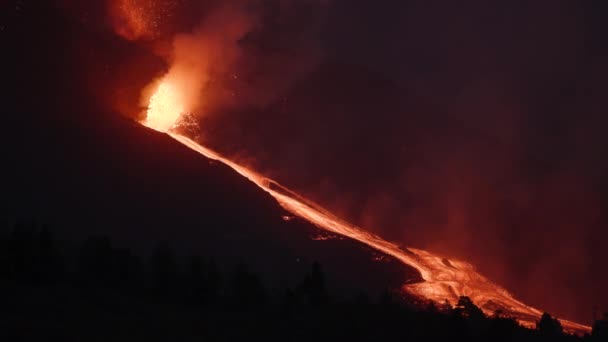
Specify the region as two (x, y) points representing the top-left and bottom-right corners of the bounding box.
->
(141, 79), (591, 335)
(145, 80), (185, 132)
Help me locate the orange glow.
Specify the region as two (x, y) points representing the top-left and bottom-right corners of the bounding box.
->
(142, 80), (591, 335)
(144, 79), (185, 132)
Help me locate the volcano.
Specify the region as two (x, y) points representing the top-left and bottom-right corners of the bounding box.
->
(2, 1), (597, 337)
(2, 3), (415, 300)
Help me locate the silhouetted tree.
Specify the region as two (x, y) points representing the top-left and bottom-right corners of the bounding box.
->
(455, 296), (485, 321)
(150, 242), (178, 297)
(379, 287), (393, 306)
(309, 261), (327, 306)
(231, 263), (266, 309)
(439, 298), (453, 314)
(591, 312), (608, 341)
(77, 236), (115, 287)
(537, 312), (563, 339)
(488, 311), (519, 341)
(0, 231), (7, 281)
(185, 254), (209, 308)
(114, 247), (142, 293)
(354, 291), (371, 308)
(377, 287), (401, 316)
(7, 223), (37, 281)
(300, 261), (328, 307)
(204, 259), (222, 304)
(280, 288), (300, 316)
(426, 300), (439, 314)
(493, 309), (504, 319)
(37, 225), (61, 282)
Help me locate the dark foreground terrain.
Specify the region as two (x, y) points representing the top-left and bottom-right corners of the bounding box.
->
(2, 226), (607, 342)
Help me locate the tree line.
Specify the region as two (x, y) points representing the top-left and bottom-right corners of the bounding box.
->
(0, 223), (606, 341)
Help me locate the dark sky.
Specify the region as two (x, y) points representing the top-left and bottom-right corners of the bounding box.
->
(4, 0), (608, 324)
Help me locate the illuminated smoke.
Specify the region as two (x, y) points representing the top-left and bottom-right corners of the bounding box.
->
(144, 3), (255, 128)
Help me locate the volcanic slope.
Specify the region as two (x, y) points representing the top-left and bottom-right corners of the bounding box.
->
(2, 2), (419, 298)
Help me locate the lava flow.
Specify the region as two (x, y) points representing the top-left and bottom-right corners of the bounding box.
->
(141, 79), (590, 335)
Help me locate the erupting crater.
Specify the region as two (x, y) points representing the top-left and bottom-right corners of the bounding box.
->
(144, 79), (185, 132)
(141, 79), (590, 335)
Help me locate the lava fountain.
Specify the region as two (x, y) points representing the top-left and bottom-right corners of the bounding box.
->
(144, 78), (186, 131)
(141, 79), (590, 335)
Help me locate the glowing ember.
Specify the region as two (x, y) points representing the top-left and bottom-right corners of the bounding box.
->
(142, 80), (591, 335)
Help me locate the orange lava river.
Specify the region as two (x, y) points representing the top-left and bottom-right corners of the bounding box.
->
(142, 80), (590, 335)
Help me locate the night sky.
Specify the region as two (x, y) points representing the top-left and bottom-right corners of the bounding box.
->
(3, 0), (608, 324)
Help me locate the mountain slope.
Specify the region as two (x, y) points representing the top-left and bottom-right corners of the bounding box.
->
(3, 108), (420, 296)
(1, 2), (420, 297)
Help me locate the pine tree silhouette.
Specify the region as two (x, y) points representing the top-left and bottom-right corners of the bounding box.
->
(537, 312), (563, 339)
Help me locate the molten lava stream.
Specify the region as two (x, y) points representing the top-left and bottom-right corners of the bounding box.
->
(142, 80), (590, 335)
